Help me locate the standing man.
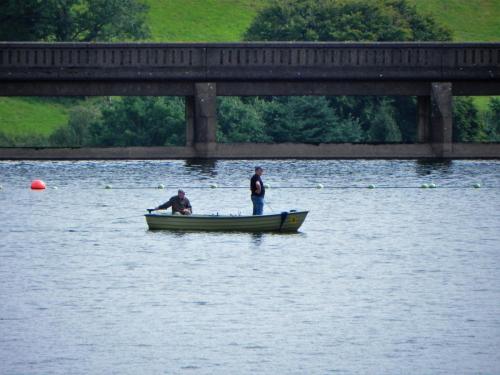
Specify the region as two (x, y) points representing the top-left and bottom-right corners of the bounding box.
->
(250, 166), (265, 215)
(150, 189), (192, 215)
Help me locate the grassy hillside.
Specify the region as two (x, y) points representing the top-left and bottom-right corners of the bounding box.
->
(146, 0), (266, 42)
(145, 0), (500, 43)
(1, 0), (499, 140)
(0, 98), (69, 137)
(409, 0), (500, 42)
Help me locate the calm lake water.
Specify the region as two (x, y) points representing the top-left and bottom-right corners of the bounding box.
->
(0, 159), (499, 374)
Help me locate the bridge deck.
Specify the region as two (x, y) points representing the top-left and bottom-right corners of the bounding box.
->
(1, 42), (499, 83)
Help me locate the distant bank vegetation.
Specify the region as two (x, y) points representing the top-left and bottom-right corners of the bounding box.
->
(0, 0), (499, 146)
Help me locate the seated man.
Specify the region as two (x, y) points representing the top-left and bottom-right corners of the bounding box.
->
(151, 189), (192, 215)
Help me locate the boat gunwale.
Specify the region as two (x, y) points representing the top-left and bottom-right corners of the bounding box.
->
(144, 210), (308, 220)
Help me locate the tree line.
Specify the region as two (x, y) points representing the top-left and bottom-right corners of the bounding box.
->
(2, 95), (499, 147)
(0, 0), (149, 42)
(0, 0), (499, 147)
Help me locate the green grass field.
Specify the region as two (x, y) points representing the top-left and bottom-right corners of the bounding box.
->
(0, 98), (69, 137)
(146, 0), (266, 42)
(1, 0), (499, 139)
(409, 0), (500, 42)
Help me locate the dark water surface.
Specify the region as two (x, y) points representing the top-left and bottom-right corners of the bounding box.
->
(0, 159), (499, 374)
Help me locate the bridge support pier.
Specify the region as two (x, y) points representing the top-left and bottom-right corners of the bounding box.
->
(417, 96), (431, 143)
(185, 96), (195, 146)
(185, 82), (217, 156)
(430, 82), (453, 157)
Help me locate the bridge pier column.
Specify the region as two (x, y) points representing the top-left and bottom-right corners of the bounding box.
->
(417, 96), (430, 143)
(185, 96), (195, 146)
(186, 82), (217, 156)
(430, 82), (453, 157)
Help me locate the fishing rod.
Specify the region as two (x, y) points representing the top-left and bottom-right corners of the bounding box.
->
(265, 201), (276, 212)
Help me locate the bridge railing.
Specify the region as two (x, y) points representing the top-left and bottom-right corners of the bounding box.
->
(0, 42), (499, 81)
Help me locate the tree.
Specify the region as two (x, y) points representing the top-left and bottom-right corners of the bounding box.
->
(245, 0), (452, 42)
(90, 97), (185, 147)
(0, 0), (150, 41)
(217, 97), (271, 143)
(364, 99), (402, 142)
(483, 98), (500, 142)
(48, 97), (186, 147)
(453, 97), (482, 142)
(244, 0), (453, 143)
(49, 104), (101, 146)
(260, 96), (363, 143)
(0, 0), (51, 41)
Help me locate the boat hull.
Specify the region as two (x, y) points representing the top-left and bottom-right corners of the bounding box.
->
(145, 211), (308, 232)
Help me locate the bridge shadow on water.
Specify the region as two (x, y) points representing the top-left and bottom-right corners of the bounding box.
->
(415, 159), (453, 176)
(184, 159), (218, 177)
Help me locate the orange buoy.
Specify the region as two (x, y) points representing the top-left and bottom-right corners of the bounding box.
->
(31, 180), (46, 190)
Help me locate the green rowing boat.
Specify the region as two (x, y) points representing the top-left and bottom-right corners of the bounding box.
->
(145, 210), (308, 232)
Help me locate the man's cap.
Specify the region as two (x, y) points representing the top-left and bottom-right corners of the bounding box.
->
(255, 166), (263, 171)
(178, 189), (185, 194)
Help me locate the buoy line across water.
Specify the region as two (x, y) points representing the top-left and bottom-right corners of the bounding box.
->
(5, 182), (491, 190)
(102, 184), (487, 189)
(60, 184), (493, 189)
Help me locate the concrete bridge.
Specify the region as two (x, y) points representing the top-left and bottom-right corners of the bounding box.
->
(1, 42), (499, 159)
